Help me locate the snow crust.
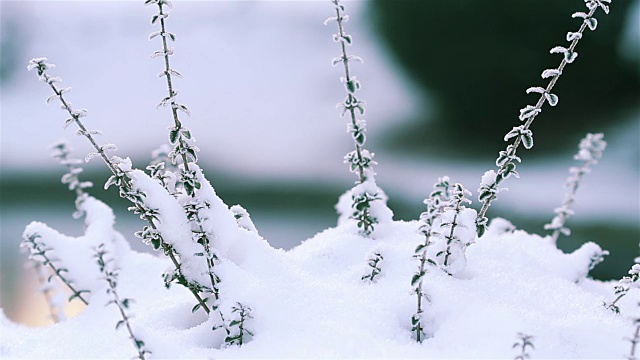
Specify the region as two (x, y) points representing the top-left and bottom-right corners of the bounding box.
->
(4, 199), (636, 359)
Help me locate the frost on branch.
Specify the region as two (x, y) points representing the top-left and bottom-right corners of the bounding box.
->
(544, 133), (606, 244)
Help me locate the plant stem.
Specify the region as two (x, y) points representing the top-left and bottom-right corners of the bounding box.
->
(477, 6), (597, 227)
(333, 0), (365, 184)
(23, 234), (89, 305)
(40, 70), (210, 315)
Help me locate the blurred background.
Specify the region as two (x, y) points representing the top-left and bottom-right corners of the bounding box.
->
(1, 0), (638, 326)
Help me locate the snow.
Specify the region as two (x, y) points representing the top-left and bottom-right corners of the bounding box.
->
(3, 188), (638, 358)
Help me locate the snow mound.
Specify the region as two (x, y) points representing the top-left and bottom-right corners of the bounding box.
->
(2, 209), (636, 359)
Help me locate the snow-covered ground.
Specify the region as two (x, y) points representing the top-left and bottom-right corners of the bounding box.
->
(1, 192), (638, 358)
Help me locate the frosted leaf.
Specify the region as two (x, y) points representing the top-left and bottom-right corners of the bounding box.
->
(101, 144), (118, 152)
(332, 57), (344, 66)
(347, 55), (363, 63)
(585, 17), (598, 31)
(85, 152), (99, 163)
(572, 12), (589, 19)
(162, 32), (176, 41)
(173, 103), (191, 116)
(75, 129), (87, 136)
(63, 118), (75, 129)
(521, 131), (534, 149)
(111, 156), (126, 165)
(151, 13), (169, 25)
(504, 126), (522, 141)
(72, 109), (88, 118)
(148, 31), (162, 40)
(544, 92), (559, 106)
(89, 130), (103, 136)
(341, 77), (361, 94)
(324, 16), (337, 25)
(566, 32), (582, 41)
(481, 170), (497, 187)
(586, 0), (610, 14)
(518, 105), (540, 121)
(332, 34), (340, 43)
(541, 69), (562, 79)
(525, 87), (545, 95)
(550, 46), (568, 55)
(149, 48), (174, 59)
(46, 94), (60, 104)
(157, 94), (176, 108)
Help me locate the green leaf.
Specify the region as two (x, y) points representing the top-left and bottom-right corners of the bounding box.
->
(411, 273), (423, 286)
(169, 129), (179, 144)
(151, 237), (161, 250)
(521, 131), (534, 149)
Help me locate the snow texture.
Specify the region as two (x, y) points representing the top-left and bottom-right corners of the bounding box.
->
(4, 197), (637, 359)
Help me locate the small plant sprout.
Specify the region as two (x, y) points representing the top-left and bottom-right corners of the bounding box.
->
(361, 251), (384, 283)
(20, 232), (90, 305)
(225, 302), (254, 347)
(51, 141), (93, 219)
(604, 262), (640, 314)
(433, 183), (477, 275)
(28, 57), (211, 315)
(94, 244), (150, 360)
(475, 1), (611, 236)
(327, 0), (389, 237)
(411, 177), (453, 342)
(513, 332), (535, 360)
(544, 133), (607, 244)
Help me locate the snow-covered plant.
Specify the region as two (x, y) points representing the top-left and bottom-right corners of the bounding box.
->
(94, 243), (150, 360)
(361, 251), (384, 283)
(32, 261), (66, 323)
(327, 0), (390, 237)
(513, 332), (535, 360)
(605, 262), (640, 313)
(544, 133), (606, 244)
(27, 57), (211, 315)
(475, 0), (611, 236)
(224, 302), (254, 347)
(51, 142), (93, 219)
(433, 183), (476, 275)
(21, 232), (90, 305)
(411, 176), (453, 342)
(146, 0), (229, 318)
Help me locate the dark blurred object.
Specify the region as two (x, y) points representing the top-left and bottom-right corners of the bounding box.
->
(370, 0), (639, 158)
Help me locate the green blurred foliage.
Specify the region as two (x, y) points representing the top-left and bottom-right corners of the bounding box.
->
(370, 0), (639, 157)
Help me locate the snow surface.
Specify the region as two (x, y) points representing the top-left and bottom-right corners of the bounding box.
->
(2, 194), (638, 359)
